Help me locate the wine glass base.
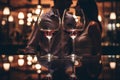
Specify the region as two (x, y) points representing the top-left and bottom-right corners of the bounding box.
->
(40, 54), (58, 62)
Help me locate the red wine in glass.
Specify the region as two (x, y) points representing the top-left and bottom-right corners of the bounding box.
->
(41, 29), (55, 40)
(66, 29), (81, 40)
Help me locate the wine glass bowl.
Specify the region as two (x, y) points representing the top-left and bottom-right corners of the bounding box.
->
(39, 20), (60, 40)
(64, 8), (85, 53)
(38, 12), (60, 49)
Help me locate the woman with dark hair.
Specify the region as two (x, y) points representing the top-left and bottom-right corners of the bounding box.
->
(74, 0), (102, 80)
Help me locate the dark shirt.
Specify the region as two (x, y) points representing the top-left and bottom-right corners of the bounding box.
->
(26, 8), (76, 58)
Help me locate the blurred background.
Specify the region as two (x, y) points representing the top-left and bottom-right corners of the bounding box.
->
(0, 0), (120, 80)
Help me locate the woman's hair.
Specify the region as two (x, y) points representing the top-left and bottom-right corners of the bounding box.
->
(77, 0), (98, 21)
(77, 0), (102, 32)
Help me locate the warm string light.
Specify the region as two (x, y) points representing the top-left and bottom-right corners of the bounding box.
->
(110, 12), (116, 20)
(27, 12), (33, 26)
(107, 23), (116, 31)
(18, 12), (25, 19)
(18, 12), (25, 25)
(98, 15), (102, 22)
(109, 61), (116, 69)
(27, 55), (33, 65)
(3, 7), (10, 15)
(18, 58), (24, 66)
(35, 63), (41, 70)
(27, 55), (33, 61)
(35, 5), (42, 15)
(37, 69), (41, 74)
(8, 15), (14, 22)
(1, 55), (11, 71)
(18, 55), (25, 66)
(8, 56), (14, 62)
(3, 62), (10, 71)
(18, 55), (24, 58)
(32, 55), (38, 63)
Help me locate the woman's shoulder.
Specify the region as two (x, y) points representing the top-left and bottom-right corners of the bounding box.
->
(88, 21), (100, 28)
(87, 21), (102, 34)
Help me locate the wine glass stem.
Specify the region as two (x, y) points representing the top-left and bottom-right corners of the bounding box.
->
(48, 38), (51, 54)
(72, 63), (75, 73)
(47, 40), (52, 80)
(72, 39), (76, 78)
(72, 38), (75, 53)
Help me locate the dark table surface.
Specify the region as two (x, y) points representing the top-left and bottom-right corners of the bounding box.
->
(0, 44), (120, 55)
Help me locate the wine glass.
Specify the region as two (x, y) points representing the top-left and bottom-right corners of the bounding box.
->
(38, 9), (60, 80)
(65, 8), (85, 54)
(64, 8), (85, 80)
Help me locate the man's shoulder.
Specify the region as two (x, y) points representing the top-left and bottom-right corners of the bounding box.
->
(41, 9), (53, 17)
(88, 21), (101, 33)
(66, 13), (73, 18)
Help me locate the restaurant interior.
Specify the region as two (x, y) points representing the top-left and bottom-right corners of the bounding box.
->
(0, 0), (120, 80)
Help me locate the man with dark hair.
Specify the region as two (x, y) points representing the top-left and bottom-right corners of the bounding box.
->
(24, 0), (74, 80)
(26, 0), (74, 56)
